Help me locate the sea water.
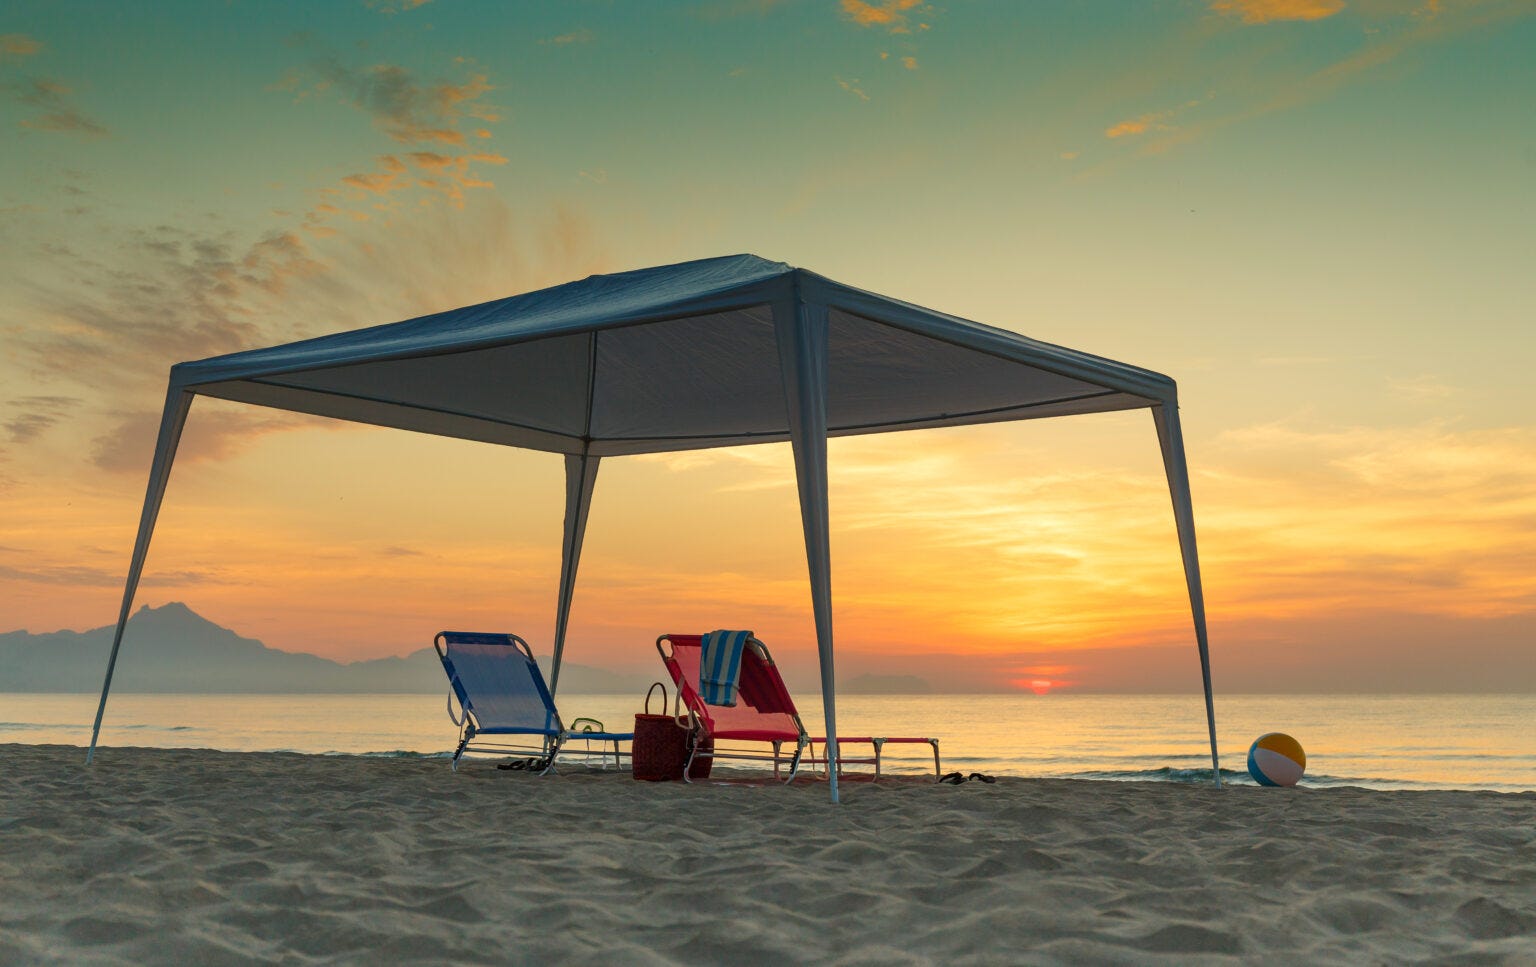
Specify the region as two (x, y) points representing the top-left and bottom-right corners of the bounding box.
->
(3, 692), (1533, 792)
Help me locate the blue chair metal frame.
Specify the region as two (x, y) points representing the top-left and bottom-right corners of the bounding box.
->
(434, 631), (632, 772)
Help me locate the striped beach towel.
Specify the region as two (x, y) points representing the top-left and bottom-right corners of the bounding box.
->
(698, 630), (752, 706)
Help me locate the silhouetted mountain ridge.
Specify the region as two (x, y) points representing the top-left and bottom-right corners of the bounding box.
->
(0, 603), (648, 694)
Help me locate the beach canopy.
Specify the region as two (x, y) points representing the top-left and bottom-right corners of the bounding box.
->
(91, 254), (1218, 800)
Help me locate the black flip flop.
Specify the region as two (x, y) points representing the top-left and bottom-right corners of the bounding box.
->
(497, 759), (529, 771)
(968, 773), (997, 784)
(939, 771), (967, 784)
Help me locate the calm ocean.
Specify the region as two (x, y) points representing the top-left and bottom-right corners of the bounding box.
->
(4, 692), (1533, 791)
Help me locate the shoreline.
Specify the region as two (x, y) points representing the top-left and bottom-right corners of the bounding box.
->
(19, 741), (1536, 795)
(5, 743), (1535, 964)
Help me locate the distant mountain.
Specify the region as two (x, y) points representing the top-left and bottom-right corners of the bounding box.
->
(0, 603), (651, 694)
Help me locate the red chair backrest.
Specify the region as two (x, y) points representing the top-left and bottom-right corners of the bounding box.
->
(660, 635), (803, 742)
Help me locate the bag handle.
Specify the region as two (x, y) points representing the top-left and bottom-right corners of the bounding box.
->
(645, 681), (668, 715)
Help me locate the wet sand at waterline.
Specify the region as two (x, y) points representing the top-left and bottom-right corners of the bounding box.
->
(2, 744), (1533, 964)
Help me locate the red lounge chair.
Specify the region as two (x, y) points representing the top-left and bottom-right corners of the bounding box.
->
(656, 634), (942, 782)
(657, 634), (808, 782)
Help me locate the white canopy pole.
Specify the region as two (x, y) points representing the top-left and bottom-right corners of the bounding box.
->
(1152, 403), (1220, 787)
(774, 285), (840, 804)
(550, 450), (599, 697)
(87, 383), (194, 763)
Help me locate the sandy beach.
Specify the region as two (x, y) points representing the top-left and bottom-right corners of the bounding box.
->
(2, 744), (1533, 965)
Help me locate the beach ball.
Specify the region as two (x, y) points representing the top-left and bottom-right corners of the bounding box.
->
(1247, 732), (1306, 787)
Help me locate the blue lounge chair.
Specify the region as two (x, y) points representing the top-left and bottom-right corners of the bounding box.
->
(434, 631), (632, 772)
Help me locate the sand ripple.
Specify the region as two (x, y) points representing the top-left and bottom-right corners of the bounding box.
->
(2, 744), (1534, 964)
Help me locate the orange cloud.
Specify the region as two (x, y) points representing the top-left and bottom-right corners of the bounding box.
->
(1209, 0), (1346, 23)
(836, 76), (870, 101)
(303, 59), (499, 146)
(435, 74), (499, 124)
(540, 29), (594, 46)
(342, 155), (410, 195)
(314, 145), (508, 228)
(1, 33), (43, 59)
(901, 55), (918, 70)
(841, 0), (925, 32)
(406, 151), (457, 171)
(1105, 110), (1172, 138)
(364, 0), (434, 13)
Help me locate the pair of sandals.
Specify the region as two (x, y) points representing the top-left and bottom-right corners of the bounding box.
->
(496, 757), (548, 771)
(940, 771), (996, 785)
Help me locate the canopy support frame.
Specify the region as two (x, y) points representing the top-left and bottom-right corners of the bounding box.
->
(87, 383), (194, 763)
(1153, 403), (1220, 787)
(774, 289), (840, 804)
(550, 449), (600, 697)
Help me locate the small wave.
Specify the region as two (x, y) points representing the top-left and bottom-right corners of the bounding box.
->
(1056, 766), (1536, 792)
(1060, 765), (1390, 787)
(1063, 766), (1247, 785)
(323, 750), (453, 759)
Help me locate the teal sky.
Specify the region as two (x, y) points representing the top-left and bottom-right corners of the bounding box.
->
(2, 1), (1534, 690)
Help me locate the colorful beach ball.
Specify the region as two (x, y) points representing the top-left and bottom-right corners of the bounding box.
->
(1247, 732), (1306, 787)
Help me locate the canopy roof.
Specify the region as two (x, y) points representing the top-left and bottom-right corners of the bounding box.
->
(90, 254), (1218, 801)
(175, 254), (1174, 456)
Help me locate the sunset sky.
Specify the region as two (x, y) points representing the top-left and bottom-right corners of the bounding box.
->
(2, 0), (1533, 693)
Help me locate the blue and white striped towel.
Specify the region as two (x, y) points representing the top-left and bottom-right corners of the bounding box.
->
(698, 630), (752, 706)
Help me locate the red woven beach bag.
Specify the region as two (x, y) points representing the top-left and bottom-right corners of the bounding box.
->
(632, 683), (689, 781)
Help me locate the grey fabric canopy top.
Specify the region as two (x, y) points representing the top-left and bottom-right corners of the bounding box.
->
(91, 254), (1218, 800)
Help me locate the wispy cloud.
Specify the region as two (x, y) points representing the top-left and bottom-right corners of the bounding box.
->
(8, 226), (325, 400)
(363, 0), (434, 14)
(275, 51), (511, 229)
(841, 0), (928, 32)
(1, 192), (612, 504)
(540, 28), (593, 46)
(1104, 97), (1208, 142)
(335, 151), (509, 210)
(341, 155), (411, 195)
(289, 57), (499, 146)
(3, 396), (79, 443)
(1205, 418), (1536, 620)
(0, 561), (130, 587)
(1209, 0), (1347, 23)
(1105, 110), (1175, 139)
(836, 76), (870, 101)
(0, 33), (42, 60)
(90, 408), (333, 474)
(1128, 1), (1530, 155)
(9, 77), (108, 137)
(629, 414), (1536, 668)
(1388, 374), (1456, 401)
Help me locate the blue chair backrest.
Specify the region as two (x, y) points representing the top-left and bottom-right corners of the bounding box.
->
(436, 632), (559, 734)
